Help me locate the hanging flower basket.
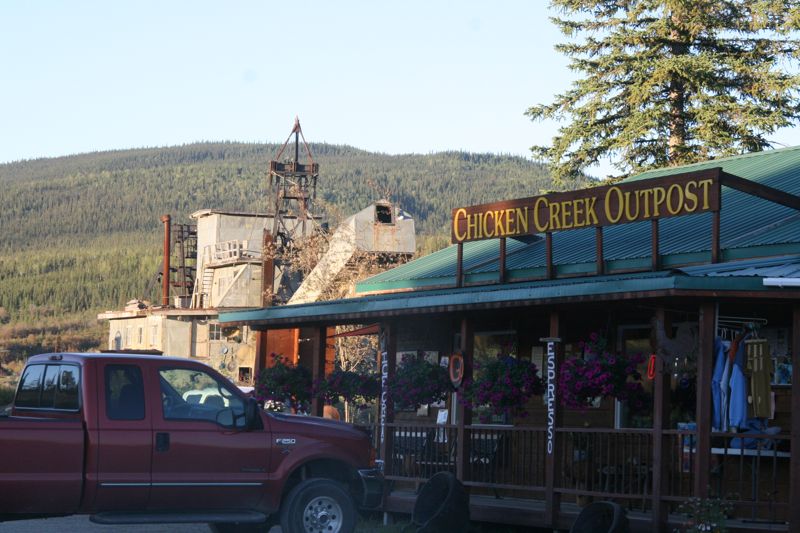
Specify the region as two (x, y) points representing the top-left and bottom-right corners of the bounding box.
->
(387, 353), (452, 410)
(558, 332), (649, 411)
(312, 369), (379, 409)
(255, 353), (312, 412)
(461, 357), (544, 422)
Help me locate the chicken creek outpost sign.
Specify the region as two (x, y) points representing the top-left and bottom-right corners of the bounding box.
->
(451, 168), (721, 243)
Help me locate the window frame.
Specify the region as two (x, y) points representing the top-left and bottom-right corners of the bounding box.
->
(104, 363), (146, 421)
(14, 363), (82, 412)
(158, 366), (246, 428)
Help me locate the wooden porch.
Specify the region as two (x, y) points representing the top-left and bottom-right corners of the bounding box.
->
(373, 422), (792, 531)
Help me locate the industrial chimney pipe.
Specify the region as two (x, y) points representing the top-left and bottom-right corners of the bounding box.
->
(161, 214), (171, 307)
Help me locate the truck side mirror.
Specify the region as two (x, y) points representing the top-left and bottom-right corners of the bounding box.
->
(216, 408), (236, 428)
(245, 397), (262, 431)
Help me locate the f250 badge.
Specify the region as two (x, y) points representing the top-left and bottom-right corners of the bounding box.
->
(276, 437), (297, 454)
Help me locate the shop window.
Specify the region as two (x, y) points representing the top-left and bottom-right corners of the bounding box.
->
(209, 323), (222, 341)
(616, 326), (654, 429)
(238, 366), (253, 383)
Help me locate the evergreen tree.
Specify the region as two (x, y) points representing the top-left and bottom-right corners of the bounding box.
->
(527, 0), (800, 181)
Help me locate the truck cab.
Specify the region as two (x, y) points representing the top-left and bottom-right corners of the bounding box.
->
(0, 353), (381, 532)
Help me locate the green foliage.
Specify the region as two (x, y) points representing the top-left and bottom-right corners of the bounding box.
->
(255, 353), (312, 411)
(312, 369), (379, 408)
(0, 386), (14, 407)
(461, 357), (544, 423)
(0, 142), (566, 363)
(675, 497), (733, 533)
(528, 1), (800, 181)
(0, 142), (559, 254)
(388, 353), (452, 410)
(0, 236), (160, 323)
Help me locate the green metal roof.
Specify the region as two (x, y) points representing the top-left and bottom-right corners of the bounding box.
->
(219, 256), (800, 327)
(356, 146), (800, 293)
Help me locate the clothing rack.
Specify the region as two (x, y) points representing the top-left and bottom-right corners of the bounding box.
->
(716, 315), (768, 340)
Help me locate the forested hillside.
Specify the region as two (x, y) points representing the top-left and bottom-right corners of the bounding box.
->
(0, 142), (560, 251)
(0, 142), (578, 362)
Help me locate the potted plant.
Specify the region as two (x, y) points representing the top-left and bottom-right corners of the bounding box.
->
(461, 357), (544, 423)
(558, 332), (649, 411)
(675, 497), (732, 533)
(312, 369), (379, 410)
(255, 353), (312, 412)
(388, 352), (452, 410)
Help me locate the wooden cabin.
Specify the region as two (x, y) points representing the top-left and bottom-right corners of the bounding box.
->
(221, 147), (800, 532)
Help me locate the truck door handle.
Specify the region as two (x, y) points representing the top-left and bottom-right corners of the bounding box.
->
(155, 432), (170, 452)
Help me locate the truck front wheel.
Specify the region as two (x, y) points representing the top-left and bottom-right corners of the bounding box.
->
(280, 478), (356, 533)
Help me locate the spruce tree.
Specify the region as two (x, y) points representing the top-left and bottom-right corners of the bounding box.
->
(527, 1), (800, 181)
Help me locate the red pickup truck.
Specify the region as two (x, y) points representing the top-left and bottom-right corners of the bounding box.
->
(0, 353), (382, 533)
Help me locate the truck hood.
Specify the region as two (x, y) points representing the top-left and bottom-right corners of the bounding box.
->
(268, 412), (367, 439)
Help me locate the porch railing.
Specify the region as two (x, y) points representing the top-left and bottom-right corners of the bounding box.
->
(377, 422), (791, 525)
(383, 422), (546, 494)
(557, 428), (653, 510)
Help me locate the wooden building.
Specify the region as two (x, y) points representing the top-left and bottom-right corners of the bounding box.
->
(221, 147), (800, 531)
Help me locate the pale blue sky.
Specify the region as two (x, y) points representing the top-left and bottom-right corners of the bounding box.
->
(2, 1), (800, 178)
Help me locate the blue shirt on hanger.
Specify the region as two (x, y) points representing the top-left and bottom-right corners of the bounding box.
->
(729, 333), (750, 430)
(711, 338), (726, 431)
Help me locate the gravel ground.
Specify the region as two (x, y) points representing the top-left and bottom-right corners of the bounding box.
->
(0, 515), (213, 532)
(0, 516), (288, 532)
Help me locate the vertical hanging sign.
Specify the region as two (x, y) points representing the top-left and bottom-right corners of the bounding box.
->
(379, 327), (388, 449)
(541, 337), (561, 455)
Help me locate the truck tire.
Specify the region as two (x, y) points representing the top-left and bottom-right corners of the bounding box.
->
(280, 478), (356, 533)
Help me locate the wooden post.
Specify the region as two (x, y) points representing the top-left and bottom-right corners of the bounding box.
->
(711, 211), (721, 263)
(309, 326), (326, 417)
(499, 237), (506, 283)
(379, 323), (397, 480)
(651, 307), (671, 530)
(546, 232), (554, 279)
(543, 311), (562, 528)
(694, 302), (715, 498)
(791, 304), (800, 531)
(456, 317), (474, 482)
(254, 328), (268, 378)
(651, 219), (660, 271)
(595, 227), (605, 275)
(456, 243), (464, 288)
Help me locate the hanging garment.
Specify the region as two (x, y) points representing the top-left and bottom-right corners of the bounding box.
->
(711, 338), (727, 431)
(745, 339), (773, 419)
(728, 333), (750, 431)
(719, 355), (731, 432)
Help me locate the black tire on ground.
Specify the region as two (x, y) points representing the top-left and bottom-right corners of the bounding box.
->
(280, 478), (356, 533)
(412, 471), (469, 533)
(569, 501), (629, 533)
